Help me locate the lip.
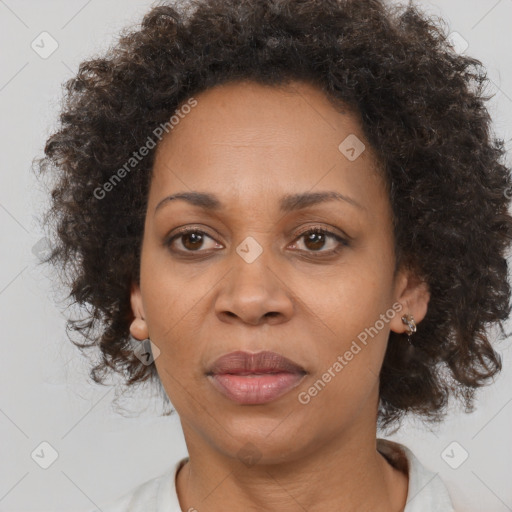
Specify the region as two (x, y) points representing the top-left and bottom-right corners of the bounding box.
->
(206, 350), (307, 405)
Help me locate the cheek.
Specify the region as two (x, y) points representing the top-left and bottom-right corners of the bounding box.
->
(140, 238), (207, 331)
(304, 254), (394, 380)
(314, 261), (393, 335)
(148, 285), (209, 413)
(297, 281), (392, 421)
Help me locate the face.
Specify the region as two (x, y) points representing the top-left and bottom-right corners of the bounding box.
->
(130, 80), (429, 463)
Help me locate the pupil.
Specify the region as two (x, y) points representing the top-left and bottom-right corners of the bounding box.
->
(305, 232), (325, 250)
(183, 232), (203, 250)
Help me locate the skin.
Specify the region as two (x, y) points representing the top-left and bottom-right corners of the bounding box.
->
(130, 79), (430, 512)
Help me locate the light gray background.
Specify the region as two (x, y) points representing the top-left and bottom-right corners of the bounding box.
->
(1, 0), (511, 510)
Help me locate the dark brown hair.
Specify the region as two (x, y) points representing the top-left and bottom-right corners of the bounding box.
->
(34, 0), (512, 429)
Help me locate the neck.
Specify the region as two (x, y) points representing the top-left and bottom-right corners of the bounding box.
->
(175, 423), (408, 512)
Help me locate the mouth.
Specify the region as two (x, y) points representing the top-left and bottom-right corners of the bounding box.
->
(206, 350), (307, 405)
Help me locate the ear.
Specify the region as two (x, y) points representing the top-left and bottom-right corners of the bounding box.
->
(130, 281), (146, 318)
(130, 281), (149, 340)
(389, 266), (430, 335)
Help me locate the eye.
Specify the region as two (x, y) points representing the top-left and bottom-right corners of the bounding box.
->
(290, 227), (349, 256)
(164, 225), (349, 257)
(164, 227), (221, 254)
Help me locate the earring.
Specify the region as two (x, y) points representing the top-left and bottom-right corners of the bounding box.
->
(401, 314), (417, 345)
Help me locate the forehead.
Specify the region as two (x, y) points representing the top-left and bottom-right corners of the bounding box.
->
(149, 80), (384, 214)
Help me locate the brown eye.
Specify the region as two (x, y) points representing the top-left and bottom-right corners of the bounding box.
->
(291, 228), (348, 255)
(181, 231), (205, 250)
(303, 230), (327, 251)
(165, 228), (221, 253)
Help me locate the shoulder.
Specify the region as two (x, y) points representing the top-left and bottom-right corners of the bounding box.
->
(87, 457), (188, 512)
(377, 438), (457, 512)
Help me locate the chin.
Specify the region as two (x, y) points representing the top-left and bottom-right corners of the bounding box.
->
(209, 418), (314, 465)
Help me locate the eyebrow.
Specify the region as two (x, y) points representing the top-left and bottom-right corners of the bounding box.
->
(154, 190), (365, 215)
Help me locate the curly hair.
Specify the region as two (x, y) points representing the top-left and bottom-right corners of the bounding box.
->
(34, 0), (512, 429)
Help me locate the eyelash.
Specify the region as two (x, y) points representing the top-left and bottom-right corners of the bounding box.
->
(164, 226), (349, 258)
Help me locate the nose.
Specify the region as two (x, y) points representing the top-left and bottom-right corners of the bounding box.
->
(215, 247), (294, 326)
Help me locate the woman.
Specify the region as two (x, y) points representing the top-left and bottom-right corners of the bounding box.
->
(35, 0), (512, 510)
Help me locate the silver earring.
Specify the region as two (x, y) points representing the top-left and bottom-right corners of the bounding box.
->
(401, 314), (417, 345)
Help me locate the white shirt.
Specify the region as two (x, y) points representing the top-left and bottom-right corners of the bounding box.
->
(92, 439), (455, 511)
